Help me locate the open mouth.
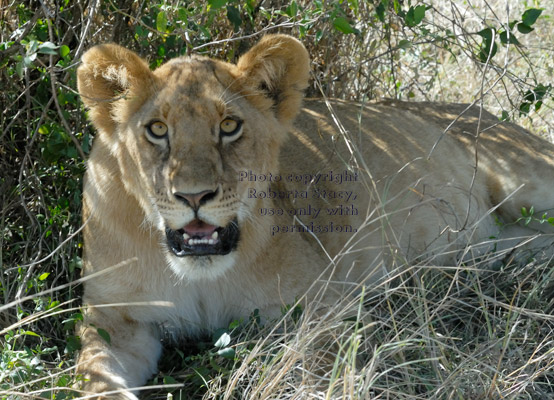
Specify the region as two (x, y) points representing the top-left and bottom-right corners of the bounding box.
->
(165, 218), (240, 257)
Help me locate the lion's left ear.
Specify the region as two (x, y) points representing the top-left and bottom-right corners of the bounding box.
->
(236, 35), (310, 125)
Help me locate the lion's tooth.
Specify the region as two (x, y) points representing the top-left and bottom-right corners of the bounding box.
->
(186, 235), (218, 246)
(211, 231), (218, 240)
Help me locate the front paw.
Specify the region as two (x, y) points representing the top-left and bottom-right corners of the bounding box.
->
(78, 385), (139, 400)
(77, 374), (139, 400)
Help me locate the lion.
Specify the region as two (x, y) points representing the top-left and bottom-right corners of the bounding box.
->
(75, 34), (554, 398)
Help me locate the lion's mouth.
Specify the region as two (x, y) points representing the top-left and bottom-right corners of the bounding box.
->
(165, 218), (239, 257)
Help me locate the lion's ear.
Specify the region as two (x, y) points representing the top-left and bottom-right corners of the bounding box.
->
(77, 44), (154, 133)
(237, 35), (310, 125)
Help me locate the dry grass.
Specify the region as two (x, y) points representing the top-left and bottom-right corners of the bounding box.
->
(1, 0), (553, 399)
(144, 256), (553, 399)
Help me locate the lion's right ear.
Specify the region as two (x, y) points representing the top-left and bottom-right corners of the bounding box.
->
(77, 44), (154, 133)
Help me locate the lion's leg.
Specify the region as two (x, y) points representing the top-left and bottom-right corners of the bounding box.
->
(482, 140), (554, 259)
(478, 126), (554, 235)
(488, 169), (554, 234)
(76, 307), (161, 399)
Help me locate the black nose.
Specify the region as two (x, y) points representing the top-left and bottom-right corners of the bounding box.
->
(174, 189), (218, 210)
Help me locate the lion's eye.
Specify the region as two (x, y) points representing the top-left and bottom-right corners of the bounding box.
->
(219, 118), (242, 139)
(220, 118), (238, 134)
(146, 121), (168, 140)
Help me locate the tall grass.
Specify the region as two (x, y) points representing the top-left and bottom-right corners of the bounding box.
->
(1, 1), (553, 399)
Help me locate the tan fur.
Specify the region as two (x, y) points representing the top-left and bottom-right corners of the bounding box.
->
(76, 35), (554, 398)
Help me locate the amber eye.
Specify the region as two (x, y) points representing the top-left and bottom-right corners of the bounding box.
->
(219, 118), (242, 137)
(146, 121), (168, 139)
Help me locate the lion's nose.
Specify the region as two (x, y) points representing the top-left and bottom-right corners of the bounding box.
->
(174, 189), (218, 210)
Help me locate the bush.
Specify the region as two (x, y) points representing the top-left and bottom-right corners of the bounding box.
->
(1, 1), (553, 399)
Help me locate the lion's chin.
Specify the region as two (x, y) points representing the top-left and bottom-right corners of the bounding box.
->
(165, 218), (240, 257)
(166, 252), (238, 281)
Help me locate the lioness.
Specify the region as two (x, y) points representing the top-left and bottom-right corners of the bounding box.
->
(76, 34), (554, 398)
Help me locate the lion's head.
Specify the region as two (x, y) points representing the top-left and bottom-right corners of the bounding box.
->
(78, 35), (310, 279)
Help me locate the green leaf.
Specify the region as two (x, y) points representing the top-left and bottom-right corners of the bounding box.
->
(548, 217), (554, 225)
(62, 312), (83, 324)
(214, 332), (231, 348)
(499, 30), (520, 46)
(135, 24), (147, 38)
(517, 22), (534, 34)
(157, 45), (166, 57)
(519, 101), (531, 114)
(97, 328), (111, 345)
(480, 40), (498, 62)
(333, 16), (358, 34)
(315, 30), (324, 44)
(59, 45), (70, 58)
(24, 53), (37, 67)
(477, 28), (497, 62)
(156, 11), (168, 33)
(177, 8), (188, 24)
(38, 41), (58, 55)
(28, 40), (39, 54)
(23, 330), (40, 337)
(375, 2), (386, 22)
(217, 347), (236, 359)
(38, 272), (50, 281)
(228, 318), (241, 330)
(65, 335), (81, 354)
(413, 5), (426, 24)
(522, 8), (542, 27)
(16, 60), (23, 78)
(405, 5), (426, 27)
(523, 83), (550, 103)
(398, 39), (412, 49)
(348, 0), (359, 15)
(47, 300), (61, 310)
(477, 27), (493, 41)
(208, 0), (227, 9)
(163, 375), (178, 385)
(226, 5), (242, 32)
(285, 1), (298, 17)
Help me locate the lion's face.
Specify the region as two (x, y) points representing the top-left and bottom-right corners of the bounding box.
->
(121, 59), (279, 276)
(78, 36), (309, 279)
